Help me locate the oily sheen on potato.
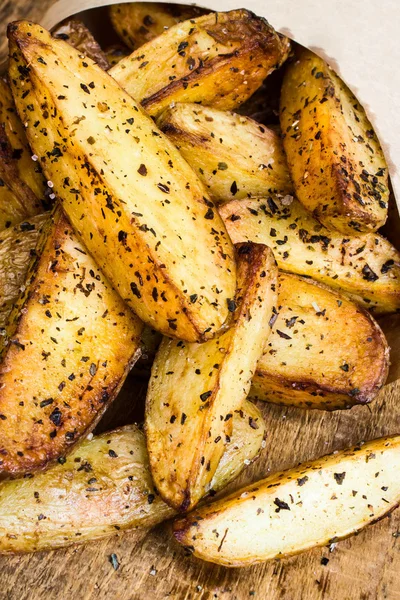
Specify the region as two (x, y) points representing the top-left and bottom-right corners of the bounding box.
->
(220, 196), (400, 314)
(146, 243), (277, 511)
(174, 436), (400, 566)
(280, 47), (389, 234)
(0, 206), (142, 476)
(251, 273), (389, 409)
(109, 10), (291, 118)
(8, 20), (236, 342)
(0, 401), (265, 553)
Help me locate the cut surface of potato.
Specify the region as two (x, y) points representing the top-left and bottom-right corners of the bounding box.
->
(0, 206), (142, 476)
(9, 21), (235, 342)
(0, 400), (265, 554)
(220, 196), (400, 314)
(252, 273), (389, 409)
(158, 103), (293, 203)
(110, 10), (290, 118)
(0, 213), (48, 328)
(280, 47), (389, 234)
(110, 2), (206, 50)
(52, 19), (110, 70)
(174, 435), (400, 566)
(146, 243), (277, 511)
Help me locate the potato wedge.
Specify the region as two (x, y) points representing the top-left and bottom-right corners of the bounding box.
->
(174, 435), (400, 566)
(251, 273), (389, 409)
(109, 10), (290, 118)
(9, 21), (235, 342)
(52, 19), (110, 70)
(280, 47), (389, 234)
(0, 213), (48, 328)
(0, 400), (265, 554)
(157, 103), (293, 204)
(0, 206), (142, 476)
(104, 44), (130, 68)
(146, 243), (277, 511)
(220, 196), (400, 314)
(110, 3), (206, 50)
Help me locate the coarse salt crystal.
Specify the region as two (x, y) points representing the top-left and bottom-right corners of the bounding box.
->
(87, 433), (94, 441)
(312, 301), (321, 313)
(281, 195), (294, 206)
(31, 155), (38, 161)
(47, 181), (54, 188)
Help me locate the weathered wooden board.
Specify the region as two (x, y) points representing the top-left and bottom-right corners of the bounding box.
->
(1, 2), (400, 599)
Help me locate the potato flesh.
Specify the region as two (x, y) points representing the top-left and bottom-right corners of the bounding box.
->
(252, 273), (389, 409)
(220, 197), (400, 314)
(9, 21), (235, 342)
(0, 206), (143, 475)
(146, 243), (277, 511)
(0, 401), (265, 554)
(157, 103), (293, 204)
(174, 436), (400, 566)
(0, 213), (48, 328)
(110, 9), (290, 118)
(280, 48), (389, 234)
(110, 2), (206, 50)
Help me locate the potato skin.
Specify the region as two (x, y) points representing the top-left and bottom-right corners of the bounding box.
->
(146, 243), (277, 511)
(110, 10), (290, 118)
(157, 103), (293, 204)
(220, 196), (400, 314)
(252, 273), (389, 409)
(174, 436), (400, 566)
(0, 401), (265, 554)
(280, 47), (389, 234)
(52, 19), (110, 70)
(110, 2), (206, 50)
(0, 206), (143, 476)
(9, 21), (236, 342)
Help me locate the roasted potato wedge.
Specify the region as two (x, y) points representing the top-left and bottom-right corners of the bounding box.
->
(0, 206), (142, 476)
(146, 243), (277, 511)
(52, 19), (110, 70)
(109, 10), (291, 118)
(174, 435), (400, 566)
(110, 2), (206, 50)
(251, 273), (389, 409)
(0, 401), (265, 554)
(157, 103), (293, 204)
(104, 44), (130, 67)
(280, 47), (389, 234)
(9, 21), (236, 342)
(220, 196), (400, 314)
(0, 213), (48, 328)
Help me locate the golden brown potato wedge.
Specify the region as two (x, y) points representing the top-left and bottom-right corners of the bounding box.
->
(0, 206), (142, 476)
(280, 47), (389, 234)
(146, 243), (277, 511)
(109, 10), (290, 118)
(157, 103), (293, 204)
(9, 21), (236, 342)
(251, 273), (389, 409)
(174, 435), (400, 566)
(0, 401), (265, 554)
(104, 44), (130, 67)
(110, 2), (206, 50)
(52, 19), (110, 70)
(0, 213), (48, 328)
(220, 196), (400, 314)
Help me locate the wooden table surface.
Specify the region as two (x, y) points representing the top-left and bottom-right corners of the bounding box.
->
(1, 1), (400, 599)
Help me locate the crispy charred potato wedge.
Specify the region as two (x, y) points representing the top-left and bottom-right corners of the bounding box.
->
(0, 206), (142, 476)
(0, 401), (265, 554)
(9, 21), (235, 342)
(280, 48), (389, 234)
(110, 3), (206, 50)
(104, 44), (130, 68)
(157, 104), (293, 203)
(146, 243), (277, 511)
(220, 197), (400, 314)
(110, 10), (290, 118)
(0, 213), (48, 328)
(251, 273), (389, 409)
(52, 19), (110, 70)
(174, 435), (400, 566)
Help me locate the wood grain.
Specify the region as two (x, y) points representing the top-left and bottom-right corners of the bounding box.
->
(1, 2), (400, 599)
